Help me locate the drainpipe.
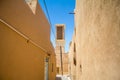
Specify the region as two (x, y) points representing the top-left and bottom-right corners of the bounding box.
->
(0, 19), (50, 55)
(60, 46), (63, 75)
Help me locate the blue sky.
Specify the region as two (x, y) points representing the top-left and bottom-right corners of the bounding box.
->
(38, 0), (75, 52)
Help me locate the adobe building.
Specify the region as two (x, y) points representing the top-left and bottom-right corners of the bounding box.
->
(55, 24), (68, 75)
(69, 0), (120, 80)
(0, 0), (56, 80)
(68, 32), (77, 80)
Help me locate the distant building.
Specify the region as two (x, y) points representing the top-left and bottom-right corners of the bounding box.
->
(68, 33), (77, 80)
(55, 24), (68, 75)
(0, 0), (56, 80)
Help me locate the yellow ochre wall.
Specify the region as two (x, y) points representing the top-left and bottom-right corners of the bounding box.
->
(0, 0), (56, 80)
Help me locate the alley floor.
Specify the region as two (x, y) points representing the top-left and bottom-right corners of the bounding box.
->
(56, 75), (71, 80)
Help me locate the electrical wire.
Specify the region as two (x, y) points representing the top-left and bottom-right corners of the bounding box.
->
(43, 0), (56, 39)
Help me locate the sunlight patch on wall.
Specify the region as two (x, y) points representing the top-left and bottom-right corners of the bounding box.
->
(25, 0), (37, 14)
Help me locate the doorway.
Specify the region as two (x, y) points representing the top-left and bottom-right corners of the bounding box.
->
(45, 57), (49, 80)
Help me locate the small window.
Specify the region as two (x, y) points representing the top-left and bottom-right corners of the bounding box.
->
(80, 64), (82, 72)
(74, 43), (76, 52)
(73, 43), (76, 66)
(57, 26), (63, 40)
(73, 57), (76, 66)
(25, 0), (37, 14)
(57, 67), (59, 74)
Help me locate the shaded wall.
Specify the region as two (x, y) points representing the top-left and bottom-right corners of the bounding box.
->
(73, 0), (120, 80)
(0, 21), (44, 80)
(0, 0), (56, 80)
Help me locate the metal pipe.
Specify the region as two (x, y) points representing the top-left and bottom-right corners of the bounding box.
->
(60, 46), (63, 75)
(0, 19), (49, 54)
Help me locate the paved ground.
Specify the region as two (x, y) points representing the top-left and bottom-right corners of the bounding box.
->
(56, 77), (62, 80)
(56, 75), (71, 80)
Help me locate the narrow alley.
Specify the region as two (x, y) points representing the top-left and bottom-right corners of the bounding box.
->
(0, 0), (120, 80)
(56, 75), (71, 80)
